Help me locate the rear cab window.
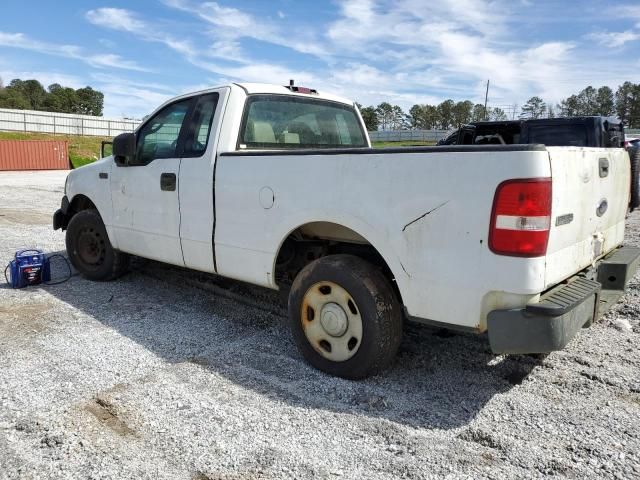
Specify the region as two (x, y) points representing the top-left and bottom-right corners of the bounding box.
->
(238, 95), (367, 150)
(527, 124), (588, 147)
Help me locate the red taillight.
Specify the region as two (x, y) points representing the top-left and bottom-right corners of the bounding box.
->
(489, 178), (552, 257)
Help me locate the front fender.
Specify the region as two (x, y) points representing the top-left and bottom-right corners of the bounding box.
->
(63, 157), (116, 247)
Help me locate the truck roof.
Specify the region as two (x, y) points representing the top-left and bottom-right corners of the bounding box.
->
(234, 82), (354, 106)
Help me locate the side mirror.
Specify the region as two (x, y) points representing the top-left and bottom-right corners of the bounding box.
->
(112, 133), (136, 166)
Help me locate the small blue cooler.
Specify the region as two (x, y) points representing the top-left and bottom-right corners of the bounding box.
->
(8, 249), (51, 288)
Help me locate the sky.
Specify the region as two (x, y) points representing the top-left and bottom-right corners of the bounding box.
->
(0, 0), (639, 119)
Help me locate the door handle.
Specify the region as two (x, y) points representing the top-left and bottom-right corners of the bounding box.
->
(160, 173), (176, 191)
(599, 158), (609, 178)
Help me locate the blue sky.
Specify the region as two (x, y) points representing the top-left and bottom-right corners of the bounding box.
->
(0, 0), (639, 118)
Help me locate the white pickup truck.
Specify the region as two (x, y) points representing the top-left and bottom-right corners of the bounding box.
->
(54, 83), (640, 379)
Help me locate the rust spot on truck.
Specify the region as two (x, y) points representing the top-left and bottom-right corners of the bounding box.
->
(402, 201), (450, 232)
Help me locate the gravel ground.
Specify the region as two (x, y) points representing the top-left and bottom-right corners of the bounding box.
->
(1, 170), (639, 480)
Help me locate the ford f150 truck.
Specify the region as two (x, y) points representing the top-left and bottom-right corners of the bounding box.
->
(53, 83), (640, 379)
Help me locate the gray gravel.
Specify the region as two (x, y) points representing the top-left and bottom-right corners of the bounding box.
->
(1, 170), (639, 480)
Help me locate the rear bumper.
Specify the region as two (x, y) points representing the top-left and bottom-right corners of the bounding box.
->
(53, 195), (70, 231)
(488, 246), (640, 354)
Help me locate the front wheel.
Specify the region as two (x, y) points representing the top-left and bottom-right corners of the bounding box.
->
(288, 254), (403, 379)
(66, 209), (129, 281)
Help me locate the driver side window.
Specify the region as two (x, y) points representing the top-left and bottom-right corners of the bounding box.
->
(132, 99), (191, 166)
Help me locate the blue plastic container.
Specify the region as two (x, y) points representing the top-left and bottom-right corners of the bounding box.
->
(8, 249), (51, 288)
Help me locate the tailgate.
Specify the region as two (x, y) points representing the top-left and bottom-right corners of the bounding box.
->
(545, 147), (630, 288)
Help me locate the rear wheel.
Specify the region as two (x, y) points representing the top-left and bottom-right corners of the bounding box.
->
(66, 209), (129, 281)
(288, 254), (402, 379)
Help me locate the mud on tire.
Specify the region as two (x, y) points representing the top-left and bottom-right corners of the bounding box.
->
(288, 254), (403, 379)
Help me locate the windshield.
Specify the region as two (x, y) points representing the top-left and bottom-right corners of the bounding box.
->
(239, 95), (367, 149)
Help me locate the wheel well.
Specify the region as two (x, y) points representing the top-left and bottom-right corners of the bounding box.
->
(68, 194), (97, 215)
(274, 221), (403, 304)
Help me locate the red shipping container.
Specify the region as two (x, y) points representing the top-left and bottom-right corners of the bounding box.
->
(0, 140), (69, 171)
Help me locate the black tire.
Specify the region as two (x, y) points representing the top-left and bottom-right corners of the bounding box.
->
(629, 147), (640, 212)
(288, 254), (402, 379)
(65, 209), (129, 281)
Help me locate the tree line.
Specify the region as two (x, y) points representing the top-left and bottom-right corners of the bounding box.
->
(357, 101), (507, 131)
(519, 82), (640, 127)
(0, 78), (104, 116)
(358, 81), (640, 131)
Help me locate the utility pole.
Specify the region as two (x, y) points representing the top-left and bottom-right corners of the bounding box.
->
(483, 80), (490, 120)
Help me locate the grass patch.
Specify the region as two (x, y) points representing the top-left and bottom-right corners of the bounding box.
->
(372, 140), (437, 148)
(0, 131), (112, 169)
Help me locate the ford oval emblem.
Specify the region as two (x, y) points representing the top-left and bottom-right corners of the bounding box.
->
(596, 198), (608, 217)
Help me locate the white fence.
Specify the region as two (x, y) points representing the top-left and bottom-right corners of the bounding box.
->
(2, 108), (637, 141)
(0, 108), (140, 137)
(370, 128), (640, 143)
(369, 129), (450, 142)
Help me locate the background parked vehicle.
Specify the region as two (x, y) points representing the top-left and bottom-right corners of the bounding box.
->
(438, 116), (625, 148)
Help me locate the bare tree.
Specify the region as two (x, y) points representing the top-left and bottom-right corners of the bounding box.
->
(520, 96), (547, 119)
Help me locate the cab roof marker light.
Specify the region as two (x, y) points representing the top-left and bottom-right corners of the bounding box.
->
(284, 80), (318, 94)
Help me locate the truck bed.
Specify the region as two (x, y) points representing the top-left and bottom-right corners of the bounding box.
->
(214, 143), (629, 330)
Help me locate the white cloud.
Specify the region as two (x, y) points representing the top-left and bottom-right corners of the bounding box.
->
(86, 8), (200, 59)
(89, 74), (183, 118)
(161, 0), (329, 58)
(197, 2), (259, 29)
(610, 4), (640, 20)
(98, 38), (117, 49)
(187, 58), (316, 86)
(75, 1), (640, 115)
(587, 30), (640, 47)
(86, 5), (319, 87)
(0, 32), (147, 72)
(99, 85), (172, 118)
(0, 70), (85, 90)
(85, 8), (147, 32)
(89, 73), (176, 93)
(318, 0), (580, 105)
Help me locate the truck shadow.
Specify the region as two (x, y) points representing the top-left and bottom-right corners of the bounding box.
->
(44, 253), (542, 430)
